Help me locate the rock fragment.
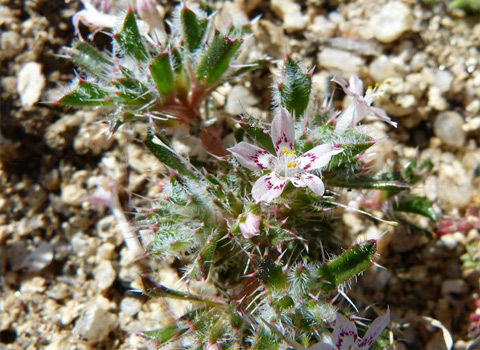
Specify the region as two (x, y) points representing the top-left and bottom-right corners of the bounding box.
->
(16, 62), (46, 107)
(369, 2), (413, 43)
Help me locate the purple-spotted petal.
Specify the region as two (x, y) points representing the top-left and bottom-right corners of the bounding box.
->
(331, 313), (358, 350)
(349, 74), (364, 96)
(271, 108), (295, 154)
(296, 144), (343, 171)
(228, 142), (274, 171)
(252, 172), (286, 203)
(291, 173), (325, 196)
(358, 310), (390, 350)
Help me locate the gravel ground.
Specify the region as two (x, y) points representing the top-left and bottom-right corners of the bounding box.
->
(1, 0), (480, 349)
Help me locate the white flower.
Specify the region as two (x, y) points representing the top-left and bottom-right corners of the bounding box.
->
(332, 75), (397, 133)
(309, 310), (390, 350)
(228, 108), (342, 203)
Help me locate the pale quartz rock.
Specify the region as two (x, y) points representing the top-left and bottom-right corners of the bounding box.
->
(225, 85), (259, 115)
(308, 310), (390, 350)
(17, 62), (45, 107)
(369, 1), (413, 43)
(369, 55), (405, 83)
(228, 108), (342, 203)
(73, 301), (118, 344)
(271, 0), (306, 32)
(120, 297), (142, 317)
(94, 260), (117, 291)
(433, 111), (466, 147)
(428, 86), (448, 111)
(318, 48), (365, 75)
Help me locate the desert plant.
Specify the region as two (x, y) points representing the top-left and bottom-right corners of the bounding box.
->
(56, 2), (439, 349)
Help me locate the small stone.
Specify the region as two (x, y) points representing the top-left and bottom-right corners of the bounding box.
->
(0, 31), (24, 60)
(22, 242), (53, 271)
(437, 234), (458, 251)
(310, 15), (335, 38)
(20, 276), (47, 293)
(46, 282), (69, 300)
(71, 233), (97, 259)
(97, 242), (116, 260)
(16, 62), (46, 107)
(73, 301), (118, 344)
(24, 184), (47, 213)
(370, 2), (413, 43)
(93, 260), (116, 291)
(61, 184), (88, 206)
(42, 169), (60, 191)
(441, 279), (468, 296)
(271, 0), (306, 32)
(225, 85), (259, 115)
(369, 55), (405, 83)
(410, 52), (429, 72)
(434, 111), (466, 147)
(428, 86), (448, 111)
(317, 48), (365, 75)
(120, 297), (142, 317)
(433, 69), (454, 94)
(437, 161), (472, 209)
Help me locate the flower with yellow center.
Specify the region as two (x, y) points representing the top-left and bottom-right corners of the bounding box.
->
(228, 108), (343, 203)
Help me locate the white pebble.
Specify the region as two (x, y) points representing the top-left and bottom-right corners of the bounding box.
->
(17, 62), (46, 107)
(225, 85), (259, 115)
(369, 55), (405, 83)
(94, 260), (117, 291)
(73, 301), (118, 344)
(369, 2), (413, 43)
(22, 242), (53, 271)
(317, 48), (365, 75)
(434, 111), (466, 147)
(61, 184), (88, 206)
(120, 297), (142, 317)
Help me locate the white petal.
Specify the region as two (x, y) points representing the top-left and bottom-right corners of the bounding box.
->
(291, 173), (325, 196)
(358, 310), (390, 350)
(296, 144), (343, 171)
(370, 106), (397, 127)
(335, 104), (356, 134)
(331, 75), (354, 97)
(252, 173), (286, 203)
(349, 74), (364, 96)
(228, 142), (274, 171)
(331, 313), (358, 350)
(307, 343), (336, 350)
(271, 108), (295, 154)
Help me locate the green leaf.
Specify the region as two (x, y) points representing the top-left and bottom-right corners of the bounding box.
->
(256, 258), (287, 290)
(139, 324), (188, 343)
(393, 196), (437, 221)
(316, 240), (376, 292)
(325, 172), (411, 193)
(69, 42), (114, 79)
(145, 129), (195, 179)
(197, 233), (218, 279)
(150, 52), (175, 97)
(196, 31), (242, 86)
(56, 80), (113, 107)
(278, 57), (311, 118)
(115, 10), (148, 62)
(180, 5), (209, 52)
(238, 114), (275, 154)
(252, 326), (280, 350)
(141, 276), (224, 305)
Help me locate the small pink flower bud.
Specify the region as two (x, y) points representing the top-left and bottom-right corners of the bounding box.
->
(239, 213), (261, 239)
